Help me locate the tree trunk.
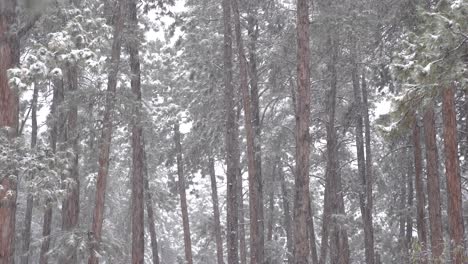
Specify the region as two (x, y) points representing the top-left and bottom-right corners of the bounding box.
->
(88, 1), (124, 262)
(361, 73), (375, 264)
(267, 165), (276, 242)
(0, 0), (19, 262)
(412, 113), (428, 264)
(209, 157), (224, 264)
(247, 7), (265, 262)
(60, 43), (81, 264)
(351, 43), (374, 264)
(38, 206), (53, 264)
(442, 86), (465, 264)
(238, 163), (247, 264)
(294, 0), (312, 262)
(329, 36), (349, 264)
(405, 148), (414, 250)
(422, 103), (444, 262)
(174, 123), (194, 264)
(319, 170), (331, 264)
(143, 138), (160, 264)
(127, 0), (145, 262)
(231, 1), (264, 263)
(279, 165), (293, 264)
(398, 157), (408, 263)
(222, 0), (240, 262)
(20, 83), (39, 264)
(307, 200), (318, 264)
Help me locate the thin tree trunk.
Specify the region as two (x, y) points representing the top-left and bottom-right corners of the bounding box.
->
(318, 171), (331, 264)
(351, 43), (374, 264)
(231, 1), (264, 263)
(422, 104), (444, 262)
(39, 76), (65, 264)
(280, 164), (293, 264)
(20, 83), (39, 264)
(248, 7), (265, 262)
(209, 157), (224, 264)
(38, 206), (52, 264)
(143, 139), (160, 264)
(127, 0), (145, 262)
(174, 123), (194, 264)
(238, 163), (247, 264)
(88, 1), (124, 261)
(412, 113), (428, 264)
(328, 36), (349, 264)
(59, 42), (81, 264)
(405, 147), (414, 249)
(442, 86), (465, 264)
(361, 73), (375, 264)
(222, 0), (240, 262)
(398, 158), (408, 263)
(294, 0), (312, 262)
(267, 164), (276, 242)
(0, 0), (19, 262)
(308, 200), (318, 264)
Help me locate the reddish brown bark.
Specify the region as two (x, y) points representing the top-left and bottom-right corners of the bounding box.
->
(442, 86), (465, 264)
(88, 1), (124, 262)
(422, 104), (444, 262)
(127, 0), (145, 262)
(412, 114), (428, 264)
(231, 0), (264, 263)
(174, 123), (194, 264)
(0, 1), (18, 262)
(221, 0), (239, 262)
(209, 157), (224, 264)
(294, 0), (312, 262)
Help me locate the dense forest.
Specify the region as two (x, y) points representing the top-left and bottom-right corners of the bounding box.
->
(0, 0), (467, 263)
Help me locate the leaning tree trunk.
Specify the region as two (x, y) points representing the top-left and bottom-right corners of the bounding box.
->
(412, 113), (428, 264)
(20, 82), (39, 264)
(442, 86), (465, 264)
(127, 0), (145, 262)
(0, 0), (19, 262)
(88, 1), (124, 262)
(174, 123), (194, 264)
(422, 103), (444, 262)
(209, 157), (224, 264)
(221, 0), (239, 263)
(294, 0), (312, 262)
(231, 0), (264, 263)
